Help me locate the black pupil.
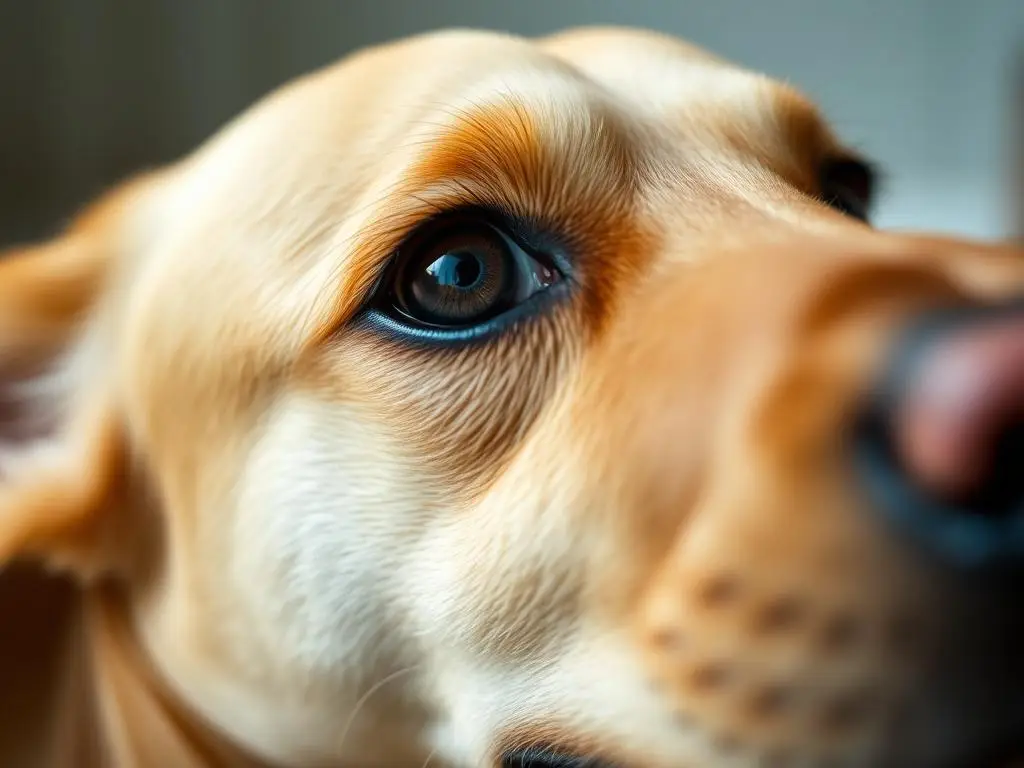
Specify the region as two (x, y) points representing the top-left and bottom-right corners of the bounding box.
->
(428, 251), (483, 290)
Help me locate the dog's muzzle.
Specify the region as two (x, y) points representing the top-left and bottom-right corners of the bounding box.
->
(857, 298), (1024, 768)
(858, 298), (1024, 572)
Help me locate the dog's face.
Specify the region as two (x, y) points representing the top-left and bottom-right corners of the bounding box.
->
(3, 26), (1024, 768)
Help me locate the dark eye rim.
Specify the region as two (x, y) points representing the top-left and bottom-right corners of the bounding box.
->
(819, 156), (876, 222)
(359, 206), (574, 345)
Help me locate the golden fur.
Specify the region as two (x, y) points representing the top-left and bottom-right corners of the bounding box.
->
(0, 26), (1022, 767)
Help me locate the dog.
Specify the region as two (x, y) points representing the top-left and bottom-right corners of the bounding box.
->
(2, 25), (1024, 768)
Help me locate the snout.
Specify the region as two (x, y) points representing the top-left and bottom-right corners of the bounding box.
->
(593, 241), (1024, 768)
(859, 298), (1024, 571)
(851, 299), (1024, 767)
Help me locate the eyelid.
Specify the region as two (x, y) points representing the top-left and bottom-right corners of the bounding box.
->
(366, 206), (571, 306)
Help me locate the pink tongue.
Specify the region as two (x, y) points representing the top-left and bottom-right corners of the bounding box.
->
(895, 316), (1024, 503)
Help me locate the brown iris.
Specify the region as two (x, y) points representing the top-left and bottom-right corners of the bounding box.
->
(391, 217), (561, 328)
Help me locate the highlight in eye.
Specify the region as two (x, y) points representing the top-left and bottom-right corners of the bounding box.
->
(374, 211), (566, 334)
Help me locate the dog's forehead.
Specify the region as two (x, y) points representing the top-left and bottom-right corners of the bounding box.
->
(535, 27), (840, 191)
(158, 27), (831, 271)
(120, 28), (843, 478)
(160, 25), (831, 288)
(540, 26), (751, 110)
(176, 26), (824, 200)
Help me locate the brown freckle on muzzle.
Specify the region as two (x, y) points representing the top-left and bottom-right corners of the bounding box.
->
(746, 683), (794, 720)
(649, 626), (686, 651)
(697, 574), (741, 608)
(817, 612), (862, 654)
(688, 661), (733, 692)
(751, 595), (806, 635)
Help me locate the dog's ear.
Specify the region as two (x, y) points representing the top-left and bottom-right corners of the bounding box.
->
(0, 180), (149, 579)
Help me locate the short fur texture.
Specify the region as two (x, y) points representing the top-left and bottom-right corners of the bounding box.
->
(1, 26), (1022, 768)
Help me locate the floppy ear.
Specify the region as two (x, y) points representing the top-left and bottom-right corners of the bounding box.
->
(0, 185), (140, 580)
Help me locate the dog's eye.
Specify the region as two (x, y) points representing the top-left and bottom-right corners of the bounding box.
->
(820, 157), (875, 222)
(389, 217), (561, 328)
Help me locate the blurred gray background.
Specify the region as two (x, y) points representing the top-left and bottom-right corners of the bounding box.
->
(1, 0), (1021, 244)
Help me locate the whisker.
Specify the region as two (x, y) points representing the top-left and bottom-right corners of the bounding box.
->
(336, 665), (420, 756)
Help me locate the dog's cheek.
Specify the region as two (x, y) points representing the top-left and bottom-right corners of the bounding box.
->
(229, 397), (427, 679)
(331, 313), (578, 502)
(397, 413), (597, 665)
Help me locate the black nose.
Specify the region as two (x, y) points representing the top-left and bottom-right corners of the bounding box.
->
(857, 299), (1024, 571)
